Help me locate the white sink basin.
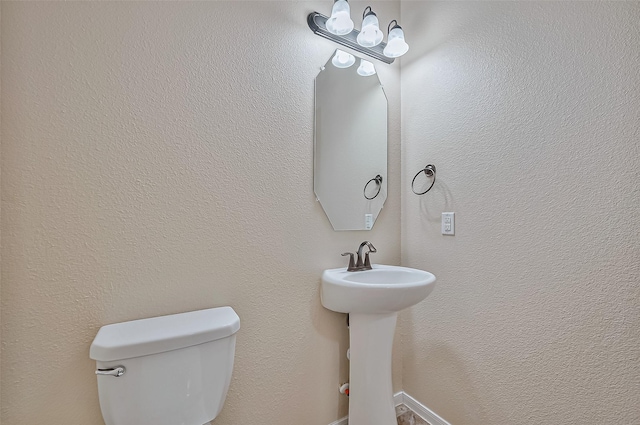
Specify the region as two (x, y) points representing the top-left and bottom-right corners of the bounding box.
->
(321, 264), (436, 425)
(321, 264), (436, 314)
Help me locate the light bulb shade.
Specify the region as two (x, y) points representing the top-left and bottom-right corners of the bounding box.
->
(357, 11), (383, 47)
(326, 0), (354, 36)
(383, 25), (409, 58)
(332, 50), (356, 68)
(357, 59), (376, 76)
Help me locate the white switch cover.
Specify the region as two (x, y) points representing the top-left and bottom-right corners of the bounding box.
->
(365, 214), (373, 230)
(442, 212), (455, 235)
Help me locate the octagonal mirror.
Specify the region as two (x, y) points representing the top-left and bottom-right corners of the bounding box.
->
(314, 50), (388, 231)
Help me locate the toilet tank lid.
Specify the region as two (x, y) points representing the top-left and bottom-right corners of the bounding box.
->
(90, 306), (240, 362)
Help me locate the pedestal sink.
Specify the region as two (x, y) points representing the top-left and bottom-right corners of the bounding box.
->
(321, 265), (436, 425)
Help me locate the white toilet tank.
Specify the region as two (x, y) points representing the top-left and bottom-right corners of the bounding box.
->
(90, 306), (240, 425)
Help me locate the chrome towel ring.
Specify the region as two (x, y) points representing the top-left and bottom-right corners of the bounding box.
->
(411, 164), (436, 195)
(364, 175), (383, 200)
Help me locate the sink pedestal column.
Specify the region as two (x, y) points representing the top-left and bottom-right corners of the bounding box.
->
(348, 312), (397, 425)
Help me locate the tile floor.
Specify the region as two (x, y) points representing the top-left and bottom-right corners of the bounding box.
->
(395, 404), (430, 425)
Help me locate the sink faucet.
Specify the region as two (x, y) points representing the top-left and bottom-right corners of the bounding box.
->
(342, 241), (377, 272)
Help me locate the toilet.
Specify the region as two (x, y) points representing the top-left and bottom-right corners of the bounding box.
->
(90, 306), (240, 425)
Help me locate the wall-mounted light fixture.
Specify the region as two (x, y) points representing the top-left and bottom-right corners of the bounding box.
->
(383, 20), (409, 58)
(357, 6), (383, 48)
(326, 0), (354, 36)
(308, 1), (409, 65)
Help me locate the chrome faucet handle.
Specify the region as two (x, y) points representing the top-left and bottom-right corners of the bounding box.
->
(341, 252), (356, 271)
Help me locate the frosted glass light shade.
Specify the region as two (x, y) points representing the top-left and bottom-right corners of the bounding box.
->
(326, 0), (354, 36)
(383, 26), (409, 58)
(332, 50), (356, 68)
(357, 59), (376, 76)
(357, 12), (383, 47)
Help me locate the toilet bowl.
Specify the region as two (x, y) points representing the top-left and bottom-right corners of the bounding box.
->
(90, 306), (240, 425)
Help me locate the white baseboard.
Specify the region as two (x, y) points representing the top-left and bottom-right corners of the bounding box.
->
(328, 391), (450, 425)
(394, 391), (404, 406)
(394, 391), (451, 425)
(328, 416), (348, 425)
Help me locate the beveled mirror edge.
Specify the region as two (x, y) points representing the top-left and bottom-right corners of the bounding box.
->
(313, 50), (389, 231)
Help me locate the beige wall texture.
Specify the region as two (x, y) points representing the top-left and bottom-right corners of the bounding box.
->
(3, 1), (640, 425)
(0, 2), (401, 424)
(0, 2), (3, 415)
(401, 2), (640, 424)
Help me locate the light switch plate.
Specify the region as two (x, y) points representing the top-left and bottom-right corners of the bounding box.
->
(442, 212), (455, 235)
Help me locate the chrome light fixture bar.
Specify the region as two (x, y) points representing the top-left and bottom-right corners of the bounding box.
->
(307, 12), (395, 64)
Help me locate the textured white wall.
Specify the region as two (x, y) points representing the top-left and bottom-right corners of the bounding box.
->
(0, 2), (401, 424)
(400, 2), (640, 424)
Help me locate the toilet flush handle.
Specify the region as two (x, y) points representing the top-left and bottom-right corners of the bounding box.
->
(95, 366), (126, 377)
